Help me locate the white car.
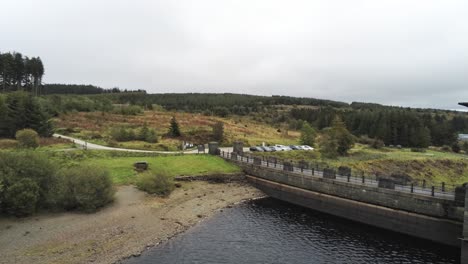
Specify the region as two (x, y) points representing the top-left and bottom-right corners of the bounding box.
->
(271, 146), (283, 151)
(275, 145), (292, 151)
(300, 145), (314, 151)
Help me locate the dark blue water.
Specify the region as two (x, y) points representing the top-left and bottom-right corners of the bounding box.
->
(125, 198), (459, 264)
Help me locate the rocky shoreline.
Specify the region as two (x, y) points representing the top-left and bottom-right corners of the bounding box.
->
(0, 181), (264, 264)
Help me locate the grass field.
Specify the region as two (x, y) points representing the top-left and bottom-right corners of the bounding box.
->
(55, 110), (300, 150)
(42, 150), (241, 185)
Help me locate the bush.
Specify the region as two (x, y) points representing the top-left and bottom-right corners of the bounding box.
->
(0, 139), (18, 149)
(110, 127), (136, 142)
(452, 143), (461, 153)
(441, 145), (451, 152)
(0, 151), (58, 206)
(0, 151), (59, 216)
(0, 152), (115, 216)
(59, 165), (115, 212)
(15, 129), (40, 148)
(3, 178), (40, 217)
(136, 170), (175, 196)
(145, 129), (158, 143)
(371, 139), (385, 149)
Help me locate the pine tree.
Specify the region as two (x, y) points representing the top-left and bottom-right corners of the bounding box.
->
(168, 116), (181, 137)
(330, 116), (355, 156)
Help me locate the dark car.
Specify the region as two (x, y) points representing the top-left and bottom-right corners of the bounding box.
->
(289, 145), (301, 150)
(249, 146), (264, 152)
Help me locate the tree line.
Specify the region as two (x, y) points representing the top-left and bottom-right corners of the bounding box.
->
(0, 92), (53, 138)
(42, 84), (147, 95)
(0, 51), (44, 95)
(291, 106), (468, 148)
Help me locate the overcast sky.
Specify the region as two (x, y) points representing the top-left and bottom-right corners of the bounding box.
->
(2, 0), (468, 110)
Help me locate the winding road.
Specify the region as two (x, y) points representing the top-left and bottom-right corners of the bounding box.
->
(53, 134), (248, 154)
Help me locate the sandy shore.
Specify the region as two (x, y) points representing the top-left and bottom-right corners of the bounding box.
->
(0, 181), (263, 264)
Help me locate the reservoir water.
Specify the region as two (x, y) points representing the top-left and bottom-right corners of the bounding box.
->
(125, 198), (459, 264)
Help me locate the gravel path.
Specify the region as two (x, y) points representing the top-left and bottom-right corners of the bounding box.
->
(0, 182), (263, 264)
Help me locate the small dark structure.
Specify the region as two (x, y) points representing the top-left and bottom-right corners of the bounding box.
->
(233, 141), (244, 155)
(455, 184), (467, 206)
(459, 102), (468, 107)
(298, 160), (310, 170)
(283, 161), (294, 172)
(208, 142), (219, 155)
(134, 161), (148, 171)
(338, 166), (351, 177)
(323, 168), (336, 179)
(378, 177), (396, 189)
(253, 157), (262, 165)
(198, 144), (206, 154)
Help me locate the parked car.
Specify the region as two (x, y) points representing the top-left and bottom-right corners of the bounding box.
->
(249, 146), (264, 152)
(271, 146), (283, 151)
(289, 145), (302, 150)
(300, 145), (314, 151)
(261, 146), (274, 152)
(275, 145), (292, 151)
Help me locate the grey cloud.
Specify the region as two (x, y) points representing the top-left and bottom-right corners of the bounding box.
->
(1, 0), (468, 110)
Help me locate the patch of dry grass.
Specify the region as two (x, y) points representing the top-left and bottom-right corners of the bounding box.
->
(56, 111), (300, 149)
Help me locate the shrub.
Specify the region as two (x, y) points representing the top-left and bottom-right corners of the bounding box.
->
(463, 142), (468, 154)
(452, 143), (461, 153)
(410, 148), (426, 153)
(59, 165), (115, 212)
(319, 135), (339, 159)
(110, 127), (135, 142)
(371, 139), (385, 149)
(3, 178), (40, 217)
(0, 139), (18, 149)
(136, 170), (175, 196)
(441, 145), (451, 152)
(145, 129), (158, 143)
(0, 151), (58, 208)
(15, 129), (39, 148)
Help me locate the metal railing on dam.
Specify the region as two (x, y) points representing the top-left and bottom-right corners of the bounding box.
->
(220, 151), (455, 200)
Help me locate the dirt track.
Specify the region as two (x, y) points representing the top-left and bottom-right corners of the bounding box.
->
(0, 181), (263, 264)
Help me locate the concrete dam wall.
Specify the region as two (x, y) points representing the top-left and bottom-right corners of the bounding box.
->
(225, 159), (464, 247)
(247, 175), (462, 247)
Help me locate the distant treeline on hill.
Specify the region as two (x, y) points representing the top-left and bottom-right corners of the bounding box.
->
(96, 93), (348, 115)
(42, 84), (146, 95)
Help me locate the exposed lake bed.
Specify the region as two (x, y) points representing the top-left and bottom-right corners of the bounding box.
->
(0, 181), (262, 264)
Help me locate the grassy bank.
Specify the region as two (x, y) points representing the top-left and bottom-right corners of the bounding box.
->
(83, 154), (241, 185)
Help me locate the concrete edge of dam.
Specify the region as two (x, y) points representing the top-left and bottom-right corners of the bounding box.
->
(246, 175), (463, 248)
